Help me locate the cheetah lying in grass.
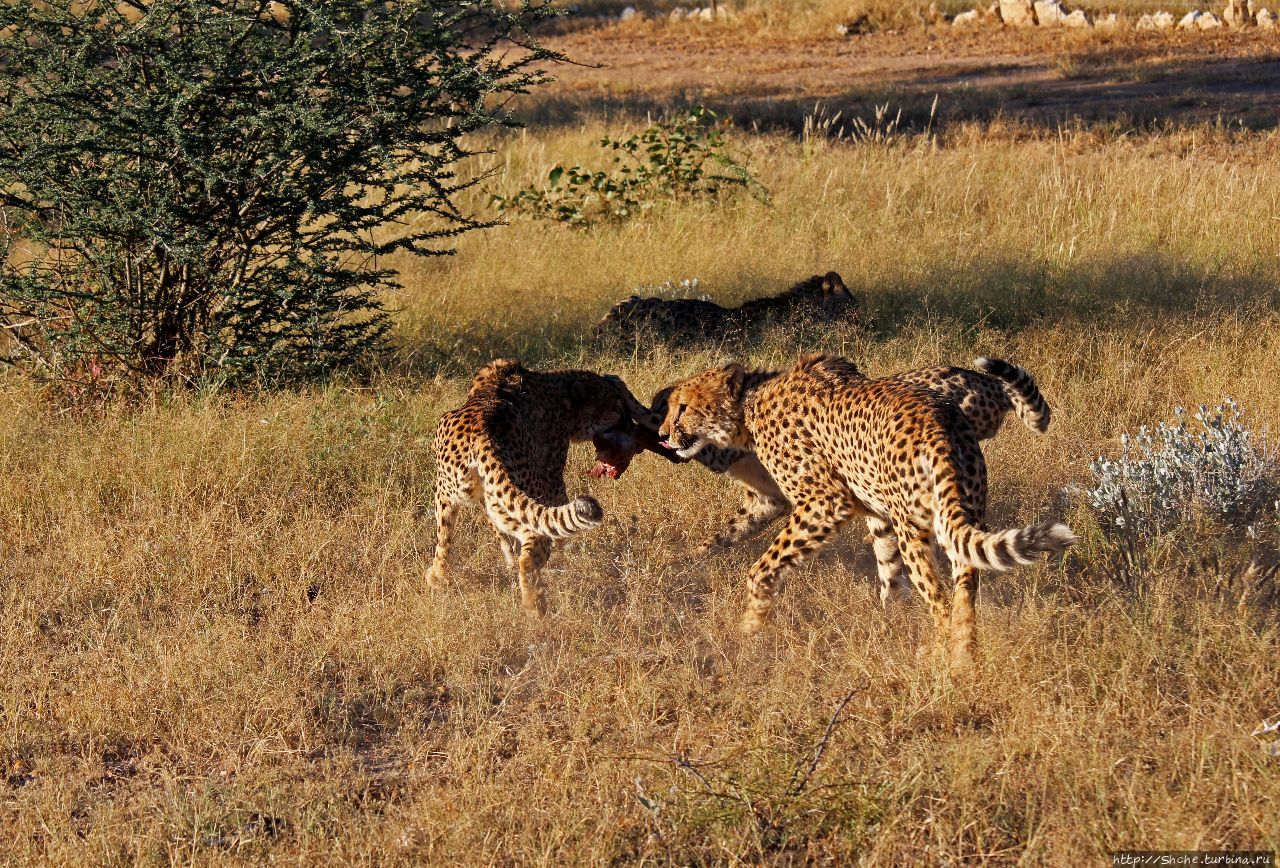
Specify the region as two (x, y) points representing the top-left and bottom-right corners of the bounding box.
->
(429, 358), (668, 614)
(655, 353), (1074, 669)
(593, 271), (856, 344)
(650, 357), (1053, 603)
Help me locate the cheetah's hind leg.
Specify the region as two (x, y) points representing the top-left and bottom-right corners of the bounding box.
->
(892, 523), (950, 660)
(865, 514), (912, 607)
(427, 497), (461, 586)
(495, 531), (519, 568)
(517, 536), (553, 615)
(948, 562), (980, 675)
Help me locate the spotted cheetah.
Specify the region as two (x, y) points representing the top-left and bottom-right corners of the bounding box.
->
(593, 271), (856, 344)
(656, 354), (1074, 668)
(428, 358), (653, 614)
(650, 358), (1052, 604)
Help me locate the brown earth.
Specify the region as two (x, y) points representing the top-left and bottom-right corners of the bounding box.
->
(532, 23), (1280, 130)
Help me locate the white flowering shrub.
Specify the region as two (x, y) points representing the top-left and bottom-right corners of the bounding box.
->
(638, 278), (710, 302)
(1085, 399), (1279, 544)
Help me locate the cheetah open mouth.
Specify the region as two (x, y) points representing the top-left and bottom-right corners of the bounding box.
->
(666, 437), (707, 460)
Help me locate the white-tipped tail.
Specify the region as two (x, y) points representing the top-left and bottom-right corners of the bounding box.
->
(936, 518), (1076, 572)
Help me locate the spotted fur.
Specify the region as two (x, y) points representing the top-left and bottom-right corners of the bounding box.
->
(428, 358), (643, 614)
(648, 357), (1053, 585)
(657, 353), (1074, 668)
(593, 272), (856, 344)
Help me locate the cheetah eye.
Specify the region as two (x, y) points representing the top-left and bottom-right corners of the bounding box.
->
(674, 403), (687, 425)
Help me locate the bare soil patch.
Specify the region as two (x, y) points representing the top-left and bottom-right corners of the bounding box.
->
(534, 25), (1280, 129)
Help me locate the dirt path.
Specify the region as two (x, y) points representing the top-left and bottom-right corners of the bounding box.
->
(536, 25), (1280, 128)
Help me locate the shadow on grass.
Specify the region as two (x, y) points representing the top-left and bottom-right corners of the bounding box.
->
(853, 250), (1280, 335)
(393, 250), (1280, 377)
(516, 54), (1280, 136)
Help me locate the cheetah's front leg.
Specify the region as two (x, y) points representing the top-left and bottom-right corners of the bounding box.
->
(697, 489), (790, 554)
(740, 496), (857, 635)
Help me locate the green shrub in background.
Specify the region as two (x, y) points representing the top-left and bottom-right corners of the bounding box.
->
(493, 107), (768, 227)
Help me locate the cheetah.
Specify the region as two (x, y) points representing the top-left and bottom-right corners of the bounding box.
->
(650, 358), (1053, 604)
(656, 353), (1074, 668)
(593, 271), (856, 344)
(428, 358), (655, 614)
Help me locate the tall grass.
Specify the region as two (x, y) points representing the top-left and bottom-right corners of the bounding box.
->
(1, 121), (1278, 862)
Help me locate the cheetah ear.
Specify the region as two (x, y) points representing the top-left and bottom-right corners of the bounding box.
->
(723, 363), (746, 399)
(823, 271), (846, 293)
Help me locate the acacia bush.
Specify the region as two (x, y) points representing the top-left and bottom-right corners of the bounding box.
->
(0, 0), (563, 388)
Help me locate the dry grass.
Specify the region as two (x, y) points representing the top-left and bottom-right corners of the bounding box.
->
(2, 119), (1280, 863)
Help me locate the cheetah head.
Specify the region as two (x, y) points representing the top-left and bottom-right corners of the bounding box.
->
(785, 271), (857, 319)
(813, 271), (856, 317)
(567, 374), (630, 444)
(657, 364), (748, 459)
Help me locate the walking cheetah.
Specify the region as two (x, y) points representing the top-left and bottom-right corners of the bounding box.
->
(651, 358), (1052, 603)
(593, 271), (856, 344)
(656, 354), (1074, 668)
(428, 358), (654, 614)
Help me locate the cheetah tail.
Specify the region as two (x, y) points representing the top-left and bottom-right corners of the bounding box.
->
(925, 456), (1075, 572)
(972, 357), (1051, 434)
(477, 454), (604, 540)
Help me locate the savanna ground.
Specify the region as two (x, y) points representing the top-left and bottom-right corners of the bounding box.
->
(3, 13), (1280, 866)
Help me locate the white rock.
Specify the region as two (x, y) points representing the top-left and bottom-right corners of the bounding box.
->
(620, 5), (638, 20)
(1198, 10), (1223, 26)
(697, 6), (714, 20)
(1063, 9), (1091, 26)
(953, 8), (981, 24)
(999, 0), (1036, 25)
(1096, 11), (1118, 28)
(1177, 9), (1202, 26)
(1033, 0), (1067, 24)
(1258, 7), (1277, 26)
(1224, 0), (1251, 25)
(1153, 10), (1176, 26)
(1136, 12), (1157, 28)
(669, 6), (686, 19)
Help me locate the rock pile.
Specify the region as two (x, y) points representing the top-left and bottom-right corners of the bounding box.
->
(987, 0), (1095, 27)
(955, 0), (1280, 29)
(1136, 10), (1176, 28)
(595, 0), (1280, 31)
